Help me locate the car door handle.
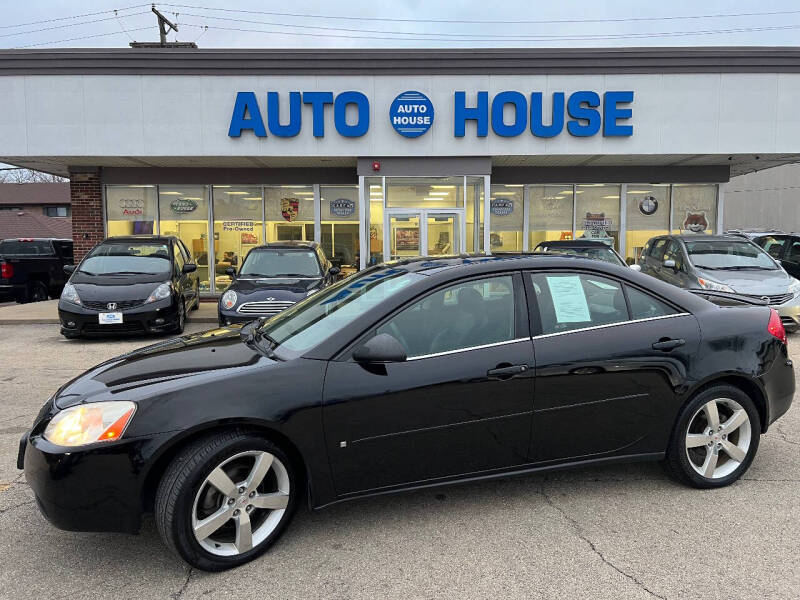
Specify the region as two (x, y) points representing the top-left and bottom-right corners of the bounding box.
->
(487, 364), (529, 380)
(652, 338), (685, 351)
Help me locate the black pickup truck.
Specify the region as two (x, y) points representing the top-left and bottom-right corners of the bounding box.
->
(0, 238), (74, 303)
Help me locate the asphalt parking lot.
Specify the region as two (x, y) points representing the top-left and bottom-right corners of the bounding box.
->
(1, 323), (798, 600)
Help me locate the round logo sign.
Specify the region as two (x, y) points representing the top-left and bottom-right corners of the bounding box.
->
(490, 199), (514, 216)
(330, 198), (355, 217)
(389, 91), (434, 138)
(638, 195), (659, 216)
(170, 198), (198, 214)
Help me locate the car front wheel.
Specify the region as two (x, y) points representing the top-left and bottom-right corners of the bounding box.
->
(664, 384), (760, 488)
(155, 430), (296, 571)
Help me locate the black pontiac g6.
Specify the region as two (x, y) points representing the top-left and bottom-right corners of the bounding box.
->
(21, 255), (794, 571)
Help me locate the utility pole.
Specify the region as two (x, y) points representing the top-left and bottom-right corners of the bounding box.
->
(130, 5), (198, 48)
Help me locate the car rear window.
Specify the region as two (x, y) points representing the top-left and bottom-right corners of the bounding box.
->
(0, 240), (54, 255)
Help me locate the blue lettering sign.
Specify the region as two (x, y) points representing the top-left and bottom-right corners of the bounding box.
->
(334, 91), (370, 137)
(603, 91), (634, 136)
(491, 91), (528, 137)
(267, 91), (302, 137)
(389, 91), (434, 138)
(530, 92), (565, 138)
(454, 91), (489, 137)
(566, 91), (602, 137)
(302, 91), (334, 137)
(228, 91), (266, 137)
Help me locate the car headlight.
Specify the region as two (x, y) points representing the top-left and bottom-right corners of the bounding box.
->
(60, 283), (81, 305)
(789, 279), (800, 296)
(44, 401), (136, 447)
(698, 277), (735, 293)
(221, 290), (238, 309)
(145, 282), (172, 304)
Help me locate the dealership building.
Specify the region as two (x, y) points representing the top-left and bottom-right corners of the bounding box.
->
(1, 47), (799, 295)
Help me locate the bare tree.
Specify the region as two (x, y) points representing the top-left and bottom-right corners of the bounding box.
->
(0, 168), (67, 183)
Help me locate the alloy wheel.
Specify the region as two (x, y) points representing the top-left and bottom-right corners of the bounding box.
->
(191, 450), (290, 556)
(685, 397), (752, 479)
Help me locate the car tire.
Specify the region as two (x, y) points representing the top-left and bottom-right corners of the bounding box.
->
(663, 384), (760, 488)
(173, 300), (186, 334)
(155, 430), (297, 571)
(16, 280), (49, 303)
(190, 284), (200, 311)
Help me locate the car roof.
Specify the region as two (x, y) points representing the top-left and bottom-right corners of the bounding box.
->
(534, 240), (614, 248)
(661, 234), (753, 243)
(251, 241), (319, 250)
(0, 237), (71, 241)
(103, 235), (175, 243)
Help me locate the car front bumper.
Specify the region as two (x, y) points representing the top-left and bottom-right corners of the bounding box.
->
(59, 297), (179, 336)
(19, 430), (169, 534)
(772, 294), (800, 332)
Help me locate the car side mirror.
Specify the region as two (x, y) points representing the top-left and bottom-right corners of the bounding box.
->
(629, 264), (641, 272)
(225, 266), (236, 278)
(329, 266), (341, 276)
(63, 264), (76, 275)
(663, 259), (677, 270)
(352, 333), (407, 363)
(182, 263), (197, 274)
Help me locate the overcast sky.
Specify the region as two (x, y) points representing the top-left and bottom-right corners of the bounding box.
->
(3, 0), (800, 49)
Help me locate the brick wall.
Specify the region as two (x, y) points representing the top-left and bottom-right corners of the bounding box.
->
(69, 170), (104, 260)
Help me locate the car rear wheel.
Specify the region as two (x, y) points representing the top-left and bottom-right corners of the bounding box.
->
(155, 430), (296, 571)
(664, 385), (760, 488)
(16, 280), (49, 303)
(190, 283), (200, 311)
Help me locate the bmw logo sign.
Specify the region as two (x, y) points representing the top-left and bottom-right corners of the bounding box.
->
(638, 195), (659, 216)
(389, 91), (434, 138)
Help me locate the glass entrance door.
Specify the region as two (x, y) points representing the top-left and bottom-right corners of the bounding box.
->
(384, 209), (463, 261)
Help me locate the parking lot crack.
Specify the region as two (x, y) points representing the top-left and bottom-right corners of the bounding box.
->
(539, 480), (667, 600)
(0, 499), (34, 516)
(171, 567), (194, 600)
(773, 425), (800, 446)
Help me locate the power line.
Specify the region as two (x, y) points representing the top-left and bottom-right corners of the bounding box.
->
(174, 10), (800, 40)
(1, 4), (149, 30)
(13, 26), (152, 48)
(178, 21), (800, 43)
(162, 3), (800, 26)
(0, 11), (150, 40)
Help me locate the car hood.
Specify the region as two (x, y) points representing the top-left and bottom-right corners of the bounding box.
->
(53, 325), (271, 408)
(225, 277), (322, 301)
(69, 279), (167, 302)
(696, 268), (793, 295)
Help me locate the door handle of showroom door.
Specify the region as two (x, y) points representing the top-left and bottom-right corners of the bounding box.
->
(652, 338), (685, 351)
(487, 363), (529, 380)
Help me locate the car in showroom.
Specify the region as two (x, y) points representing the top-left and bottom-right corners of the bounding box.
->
(58, 236), (199, 337)
(533, 239), (640, 270)
(639, 234), (800, 332)
(217, 241), (340, 326)
(21, 254), (794, 570)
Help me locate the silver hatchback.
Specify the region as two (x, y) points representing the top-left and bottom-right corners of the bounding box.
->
(639, 234), (800, 331)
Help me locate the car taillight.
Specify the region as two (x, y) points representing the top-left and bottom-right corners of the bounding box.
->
(0, 262), (12, 278)
(767, 308), (787, 345)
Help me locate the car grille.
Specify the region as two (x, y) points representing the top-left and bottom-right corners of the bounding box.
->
(82, 322), (146, 334)
(82, 299), (146, 311)
(237, 300), (296, 315)
(739, 292), (794, 305)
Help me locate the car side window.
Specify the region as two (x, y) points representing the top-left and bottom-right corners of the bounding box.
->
(178, 240), (191, 263)
(530, 273), (628, 335)
(626, 286), (678, 320)
(173, 242), (185, 275)
(649, 239), (668, 261)
(757, 236), (786, 259)
(786, 240), (800, 264)
(663, 241), (684, 270)
(375, 275), (516, 358)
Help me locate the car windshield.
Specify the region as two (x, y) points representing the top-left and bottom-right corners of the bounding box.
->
(258, 267), (425, 356)
(537, 245), (624, 266)
(685, 239), (778, 270)
(79, 242), (171, 275)
(239, 249), (321, 278)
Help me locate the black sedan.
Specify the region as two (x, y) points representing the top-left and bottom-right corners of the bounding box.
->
(218, 241), (339, 326)
(22, 255), (794, 571)
(58, 236), (199, 337)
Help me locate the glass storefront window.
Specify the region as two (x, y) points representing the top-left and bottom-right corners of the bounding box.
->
(264, 185), (314, 245)
(625, 184), (670, 265)
(366, 177), (383, 267)
(466, 177), (485, 253)
(529, 185), (574, 249)
(489, 185), (524, 252)
(673, 184), (717, 234)
(158, 186), (211, 291)
(385, 176), (464, 209)
(321, 185), (359, 275)
(105, 185), (158, 237)
(213, 186), (263, 290)
(575, 184), (621, 249)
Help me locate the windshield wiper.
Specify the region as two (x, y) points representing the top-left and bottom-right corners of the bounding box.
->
(273, 273), (315, 278)
(713, 265), (772, 271)
(77, 270), (96, 276)
(103, 271), (153, 275)
(692, 264), (720, 270)
(240, 321), (278, 357)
